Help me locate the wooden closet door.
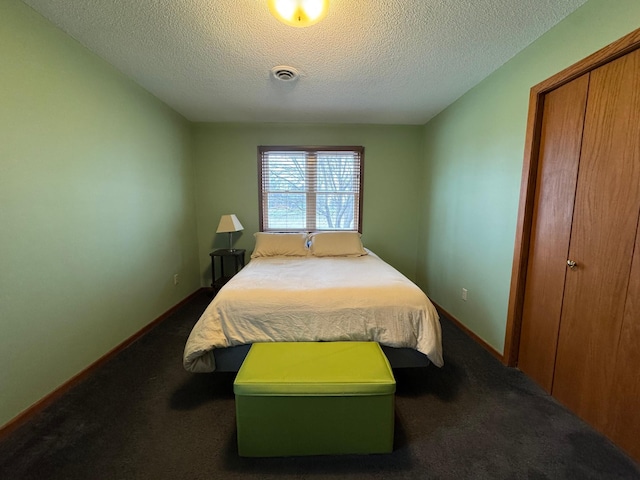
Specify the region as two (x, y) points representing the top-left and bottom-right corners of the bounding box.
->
(517, 75), (589, 392)
(552, 48), (640, 433)
(609, 215), (640, 461)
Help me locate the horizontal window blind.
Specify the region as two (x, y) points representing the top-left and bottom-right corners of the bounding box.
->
(258, 146), (364, 232)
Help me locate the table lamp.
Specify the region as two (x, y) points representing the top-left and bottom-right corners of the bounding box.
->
(216, 214), (244, 251)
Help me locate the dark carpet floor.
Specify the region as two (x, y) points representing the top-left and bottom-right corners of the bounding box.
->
(1, 291), (639, 480)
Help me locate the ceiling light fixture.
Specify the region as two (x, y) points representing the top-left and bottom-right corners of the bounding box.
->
(268, 0), (329, 28)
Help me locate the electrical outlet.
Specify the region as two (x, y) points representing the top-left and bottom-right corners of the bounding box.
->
(173, 274), (179, 285)
(462, 288), (468, 301)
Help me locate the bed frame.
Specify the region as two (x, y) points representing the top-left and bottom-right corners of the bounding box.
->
(213, 344), (430, 372)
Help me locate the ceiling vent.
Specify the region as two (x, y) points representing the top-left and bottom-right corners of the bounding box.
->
(271, 66), (300, 82)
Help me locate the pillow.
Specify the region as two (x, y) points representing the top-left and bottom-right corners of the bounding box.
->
(251, 232), (309, 258)
(309, 231), (367, 257)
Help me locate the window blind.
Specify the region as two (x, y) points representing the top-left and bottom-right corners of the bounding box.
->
(258, 146), (364, 232)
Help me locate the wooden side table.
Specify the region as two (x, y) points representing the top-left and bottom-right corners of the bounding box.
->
(210, 249), (246, 292)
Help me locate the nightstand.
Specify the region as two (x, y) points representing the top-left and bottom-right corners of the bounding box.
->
(210, 249), (246, 292)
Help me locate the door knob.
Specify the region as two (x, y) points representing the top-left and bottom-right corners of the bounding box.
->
(567, 260), (578, 269)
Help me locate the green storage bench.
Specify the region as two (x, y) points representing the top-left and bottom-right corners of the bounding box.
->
(233, 341), (396, 457)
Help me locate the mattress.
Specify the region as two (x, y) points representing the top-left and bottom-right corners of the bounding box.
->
(183, 251), (443, 372)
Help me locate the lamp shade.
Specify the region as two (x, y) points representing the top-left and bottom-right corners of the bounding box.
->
(216, 214), (244, 233)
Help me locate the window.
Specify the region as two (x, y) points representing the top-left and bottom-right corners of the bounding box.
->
(258, 146), (364, 232)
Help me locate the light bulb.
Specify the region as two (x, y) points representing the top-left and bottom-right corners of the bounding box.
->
(274, 0), (296, 21)
(268, 0), (329, 28)
(301, 0), (324, 21)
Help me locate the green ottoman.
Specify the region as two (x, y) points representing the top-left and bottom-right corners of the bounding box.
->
(233, 341), (396, 457)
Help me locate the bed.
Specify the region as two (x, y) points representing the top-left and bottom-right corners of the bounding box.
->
(183, 232), (443, 373)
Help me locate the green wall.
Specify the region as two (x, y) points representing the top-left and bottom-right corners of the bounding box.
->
(417, 0), (640, 354)
(0, 0), (200, 427)
(192, 123), (424, 284)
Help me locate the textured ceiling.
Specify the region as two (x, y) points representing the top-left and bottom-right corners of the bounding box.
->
(22, 0), (589, 125)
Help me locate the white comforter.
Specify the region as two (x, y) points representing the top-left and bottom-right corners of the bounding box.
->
(183, 252), (443, 372)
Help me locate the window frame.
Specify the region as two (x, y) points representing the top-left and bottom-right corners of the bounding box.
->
(258, 145), (364, 233)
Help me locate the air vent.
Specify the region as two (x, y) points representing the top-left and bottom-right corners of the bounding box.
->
(271, 66), (300, 82)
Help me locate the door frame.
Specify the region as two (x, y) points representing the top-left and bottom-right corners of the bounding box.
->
(504, 27), (640, 367)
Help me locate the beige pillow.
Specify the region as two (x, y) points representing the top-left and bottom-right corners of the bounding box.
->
(251, 232), (309, 258)
(309, 231), (367, 257)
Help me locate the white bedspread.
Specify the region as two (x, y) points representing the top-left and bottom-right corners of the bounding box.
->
(183, 252), (443, 372)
